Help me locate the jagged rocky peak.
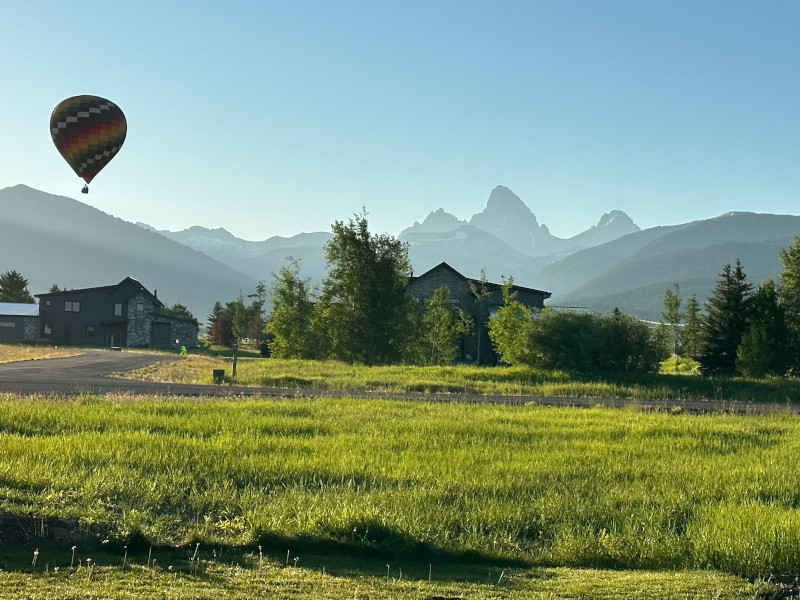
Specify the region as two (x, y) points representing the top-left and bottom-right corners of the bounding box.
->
(469, 185), (554, 256)
(595, 210), (639, 232)
(420, 208), (465, 230)
(401, 208), (467, 235)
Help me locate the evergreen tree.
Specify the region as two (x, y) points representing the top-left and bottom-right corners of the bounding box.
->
(251, 283), (269, 343)
(682, 294), (702, 359)
(207, 301), (224, 334)
(0, 270), (34, 303)
(49, 284), (62, 293)
(737, 280), (790, 377)
(421, 286), (472, 365)
(736, 322), (773, 379)
(315, 211), (414, 365)
(661, 283), (682, 364)
(209, 307), (233, 346)
(161, 303), (196, 321)
(698, 260), (753, 375)
(265, 259), (316, 359)
(779, 236), (800, 368)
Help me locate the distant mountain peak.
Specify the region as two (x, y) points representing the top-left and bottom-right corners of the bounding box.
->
(484, 185), (539, 223)
(595, 210), (638, 231)
(470, 185), (551, 255)
(401, 208), (466, 236)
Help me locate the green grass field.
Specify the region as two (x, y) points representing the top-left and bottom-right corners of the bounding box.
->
(124, 353), (800, 405)
(0, 393), (797, 597)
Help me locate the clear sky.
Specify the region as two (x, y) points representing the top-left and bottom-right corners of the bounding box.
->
(2, 1), (799, 241)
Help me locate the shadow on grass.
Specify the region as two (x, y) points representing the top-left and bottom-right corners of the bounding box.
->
(0, 514), (531, 584)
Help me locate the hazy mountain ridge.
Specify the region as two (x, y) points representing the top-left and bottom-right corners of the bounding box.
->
(0, 185), (257, 321)
(147, 184), (639, 290)
(5, 183), (799, 322)
(542, 213), (800, 320)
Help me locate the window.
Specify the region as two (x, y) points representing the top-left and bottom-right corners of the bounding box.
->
(45, 299), (51, 306)
(114, 303), (123, 317)
(43, 324), (52, 335)
(0, 322), (15, 328)
(86, 325), (95, 336)
(64, 301), (81, 312)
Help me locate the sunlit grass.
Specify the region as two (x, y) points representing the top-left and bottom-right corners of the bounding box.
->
(0, 344), (83, 363)
(1, 393), (800, 579)
(122, 353), (800, 404)
(0, 560), (772, 600)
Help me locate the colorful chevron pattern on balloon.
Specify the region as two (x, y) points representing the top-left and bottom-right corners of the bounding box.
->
(50, 95), (127, 184)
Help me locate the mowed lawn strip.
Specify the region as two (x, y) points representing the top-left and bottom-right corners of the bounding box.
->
(0, 393), (799, 582)
(121, 353), (800, 403)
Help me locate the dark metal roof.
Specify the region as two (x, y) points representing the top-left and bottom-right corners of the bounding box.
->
(408, 262), (552, 298)
(0, 303), (39, 317)
(34, 277), (164, 307)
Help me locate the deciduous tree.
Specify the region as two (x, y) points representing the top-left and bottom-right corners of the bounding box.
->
(469, 270), (492, 364)
(488, 279), (536, 366)
(265, 259), (317, 359)
(420, 286), (473, 365)
(315, 211), (414, 365)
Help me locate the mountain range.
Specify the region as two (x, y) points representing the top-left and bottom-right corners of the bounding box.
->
(2, 184), (799, 323)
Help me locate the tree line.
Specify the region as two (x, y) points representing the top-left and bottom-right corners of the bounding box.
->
(208, 212), (474, 366)
(206, 212), (667, 372)
(655, 238), (800, 378)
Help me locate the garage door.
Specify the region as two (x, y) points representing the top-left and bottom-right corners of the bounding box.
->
(0, 320), (23, 343)
(151, 322), (171, 348)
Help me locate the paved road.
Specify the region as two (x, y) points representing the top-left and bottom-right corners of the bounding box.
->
(0, 350), (796, 414)
(0, 350), (264, 397)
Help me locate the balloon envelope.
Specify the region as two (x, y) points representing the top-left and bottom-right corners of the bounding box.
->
(50, 95), (127, 184)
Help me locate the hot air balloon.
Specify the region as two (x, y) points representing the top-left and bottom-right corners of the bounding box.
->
(50, 95), (127, 194)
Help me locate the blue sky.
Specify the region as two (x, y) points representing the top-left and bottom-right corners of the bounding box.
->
(2, 1), (799, 240)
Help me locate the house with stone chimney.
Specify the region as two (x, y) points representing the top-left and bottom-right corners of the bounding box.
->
(34, 277), (198, 348)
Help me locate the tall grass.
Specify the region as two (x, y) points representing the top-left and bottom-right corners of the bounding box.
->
(1, 393), (799, 577)
(125, 355), (800, 404)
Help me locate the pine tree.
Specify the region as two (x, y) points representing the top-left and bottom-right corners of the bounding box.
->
(0, 270), (34, 303)
(207, 302), (224, 334)
(698, 260), (753, 375)
(682, 294), (702, 359)
(661, 283), (682, 367)
(779, 236), (800, 368)
(737, 280), (790, 377)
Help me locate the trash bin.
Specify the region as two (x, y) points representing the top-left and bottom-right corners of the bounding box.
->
(212, 369), (225, 384)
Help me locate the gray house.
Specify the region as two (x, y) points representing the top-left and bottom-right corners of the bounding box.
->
(406, 262), (551, 363)
(35, 277), (198, 349)
(0, 303), (40, 343)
